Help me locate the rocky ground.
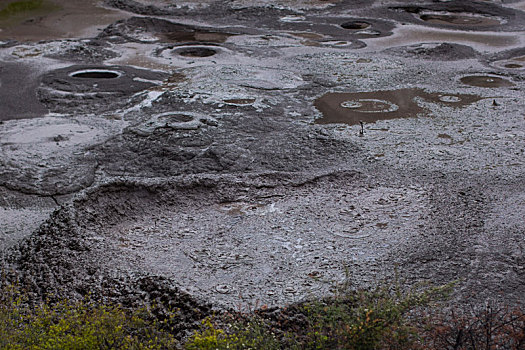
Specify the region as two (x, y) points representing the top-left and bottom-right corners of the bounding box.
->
(1, 0), (525, 334)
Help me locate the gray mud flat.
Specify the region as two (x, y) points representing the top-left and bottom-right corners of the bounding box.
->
(1, 0), (525, 326)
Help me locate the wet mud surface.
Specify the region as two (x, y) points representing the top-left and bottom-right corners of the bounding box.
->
(1, 0), (525, 328)
(314, 88), (483, 125)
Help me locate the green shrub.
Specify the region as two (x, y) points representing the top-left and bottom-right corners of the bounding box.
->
(0, 0), (44, 18)
(295, 282), (453, 349)
(0, 284), (178, 350)
(185, 316), (281, 350)
(184, 281), (454, 350)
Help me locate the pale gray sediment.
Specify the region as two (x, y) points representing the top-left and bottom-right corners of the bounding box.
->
(1, 0), (524, 333)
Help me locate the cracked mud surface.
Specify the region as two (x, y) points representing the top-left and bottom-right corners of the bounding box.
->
(1, 0), (525, 328)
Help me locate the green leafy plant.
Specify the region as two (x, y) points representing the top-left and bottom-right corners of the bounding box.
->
(0, 0), (44, 18)
(0, 283), (178, 350)
(291, 281), (453, 350)
(185, 315), (282, 350)
(184, 279), (454, 350)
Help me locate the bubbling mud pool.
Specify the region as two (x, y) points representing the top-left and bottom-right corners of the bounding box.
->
(314, 88), (483, 125)
(341, 21), (371, 30)
(460, 75), (515, 88)
(70, 69), (122, 79)
(175, 46), (217, 58)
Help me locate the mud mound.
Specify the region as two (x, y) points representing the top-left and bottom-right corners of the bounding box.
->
(94, 114), (362, 177)
(6, 172), (433, 310)
(38, 65), (167, 114)
(385, 42), (478, 61)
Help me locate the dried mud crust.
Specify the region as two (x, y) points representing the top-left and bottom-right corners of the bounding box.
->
(384, 42), (479, 61)
(0, 116), (122, 196)
(8, 169), (525, 314)
(1, 0), (525, 330)
(44, 40), (118, 63)
(5, 172), (428, 308)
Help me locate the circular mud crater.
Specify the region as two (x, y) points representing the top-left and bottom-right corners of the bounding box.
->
(460, 75), (515, 88)
(70, 69), (122, 79)
(41, 65), (167, 94)
(173, 46), (218, 58)
(491, 57), (525, 70)
(17, 175), (430, 309)
(341, 21), (370, 30)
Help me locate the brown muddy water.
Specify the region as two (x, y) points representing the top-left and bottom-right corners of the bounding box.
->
(314, 88), (483, 125)
(0, 0), (128, 41)
(460, 75), (515, 88)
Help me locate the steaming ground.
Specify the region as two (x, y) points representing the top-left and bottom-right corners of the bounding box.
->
(1, 0), (525, 329)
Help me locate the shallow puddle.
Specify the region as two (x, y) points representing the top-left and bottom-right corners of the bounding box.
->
(460, 75), (515, 88)
(360, 25), (521, 52)
(314, 88), (483, 125)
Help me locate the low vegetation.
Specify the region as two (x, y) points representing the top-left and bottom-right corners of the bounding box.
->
(184, 280), (454, 349)
(0, 0), (43, 18)
(0, 284), (178, 349)
(1, 279), (524, 349)
(0, 0), (58, 21)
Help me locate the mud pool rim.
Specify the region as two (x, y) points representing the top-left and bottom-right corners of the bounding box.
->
(69, 69), (123, 79)
(340, 21), (371, 30)
(174, 46), (218, 58)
